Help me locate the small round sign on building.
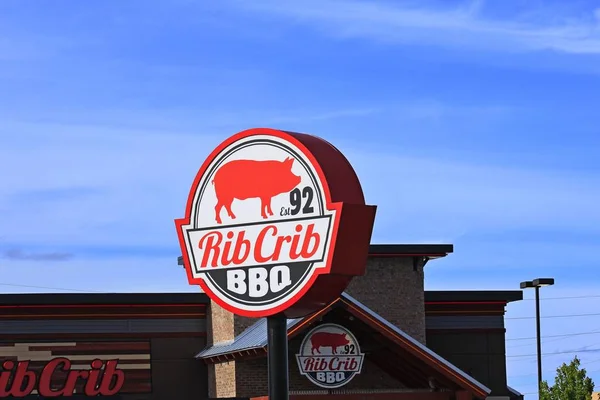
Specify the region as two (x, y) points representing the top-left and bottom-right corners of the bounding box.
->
(296, 324), (365, 389)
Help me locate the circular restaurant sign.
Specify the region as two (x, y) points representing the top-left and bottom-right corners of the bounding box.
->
(296, 324), (364, 389)
(175, 128), (376, 318)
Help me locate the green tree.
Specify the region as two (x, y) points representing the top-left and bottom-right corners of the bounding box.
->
(539, 356), (595, 400)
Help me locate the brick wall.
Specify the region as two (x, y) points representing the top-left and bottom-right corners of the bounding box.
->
(209, 302), (235, 345)
(234, 316), (259, 337)
(211, 362), (237, 398)
(208, 302), (237, 397)
(235, 358), (267, 397)
(345, 256), (426, 344)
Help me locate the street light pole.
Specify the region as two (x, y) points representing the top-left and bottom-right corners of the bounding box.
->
(535, 285), (542, 387)
(520, 278), (555, 395)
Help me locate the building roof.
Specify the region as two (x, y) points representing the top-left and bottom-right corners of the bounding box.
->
(0, 289), (520, 307)
(425, 290), (523, 303)
(367, 244), (453, 257)
(178, 244), (453, 267)
(339, 293), (490, 397)
(508, 385), (524, 398)
(196, 292), (490, 398)
(0, 292), (209, 306)
(196, 317), (303, 359)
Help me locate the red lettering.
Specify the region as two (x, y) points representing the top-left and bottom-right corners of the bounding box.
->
(303, 357), (314, 371)
(317, 358), (328, 371)
(348, 357), (358, 371)
(198, 231), (222, 267)
(39, 357), (70, 397)
(83, 359), (104, 396)
(195, 220), (326, 268)
(9, 360), (36, 396)
(288, 224), (321, 261)
(222, 231), (250, 266)
(254, 225), (277, 263)
(0, 360), (15, 397)
(273, 235), (292, 260)
(300, 224), (320, 258)
(98, 359), (125, 395)
(63, 369), (89, 396)
(329, 357), (340, 371)
(221, 231), (235, 266)
(289, 224), (303, 260)
(0, 358), (125, 397)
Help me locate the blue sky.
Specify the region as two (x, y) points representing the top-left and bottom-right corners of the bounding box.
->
(1, 0), (600, 397)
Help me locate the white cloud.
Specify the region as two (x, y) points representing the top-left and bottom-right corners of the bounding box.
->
(423, 239), (600, 274)
(346, 149), (600, 243)
(225, 0), (600, 55)
(0, 256), (191, 293)
(0, 106), (383, 248)
(2, 111), (599, 250)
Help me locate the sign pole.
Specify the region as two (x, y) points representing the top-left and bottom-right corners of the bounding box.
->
(267, 314), (289, 400)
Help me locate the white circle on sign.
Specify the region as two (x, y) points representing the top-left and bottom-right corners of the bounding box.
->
(179, 134), (337, 313)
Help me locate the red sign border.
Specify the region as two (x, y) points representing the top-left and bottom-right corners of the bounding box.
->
(175, 127), (375, 318)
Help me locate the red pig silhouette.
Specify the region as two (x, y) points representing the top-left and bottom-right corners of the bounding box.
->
(211, 157), (301, 224)
(310, 332), (350, 355)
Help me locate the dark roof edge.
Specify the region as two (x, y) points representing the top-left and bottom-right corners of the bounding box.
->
(425, 290), (523, 303)
(0, 292), (210, 306)
(507, 385), (523, 397)
(177, 244), (453, 266)
(368, 244), (453, 257)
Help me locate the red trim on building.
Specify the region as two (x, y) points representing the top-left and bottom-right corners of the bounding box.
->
(0, 303), (206, 309)
(0, 332), (206, 340)
(0, 302), (207, 320)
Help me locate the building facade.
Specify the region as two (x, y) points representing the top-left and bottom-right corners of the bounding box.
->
(0, 244), (523, 400)
(0, 293), (208, 399)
